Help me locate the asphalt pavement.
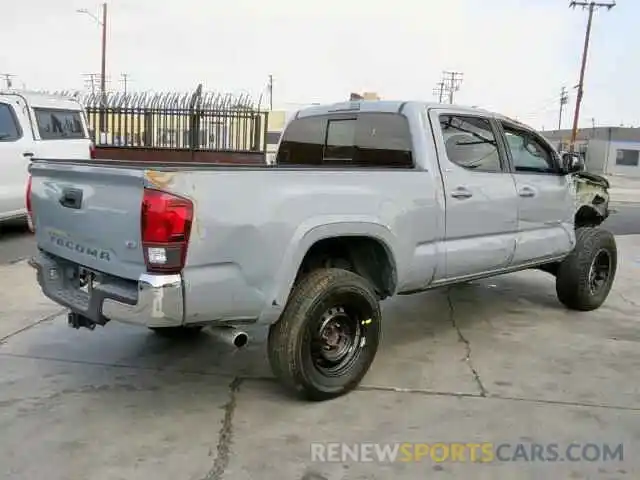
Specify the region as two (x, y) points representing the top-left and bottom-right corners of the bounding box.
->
(1, 202), (638, 264)
(1, 235), (639, 479)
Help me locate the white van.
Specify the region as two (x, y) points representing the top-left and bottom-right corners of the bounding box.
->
(0, 91), (92, 222)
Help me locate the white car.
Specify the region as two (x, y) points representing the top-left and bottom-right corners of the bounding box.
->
(0, 91), (92, 223)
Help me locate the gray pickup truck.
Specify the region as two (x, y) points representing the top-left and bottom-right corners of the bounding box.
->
(27, 100), (617, 401)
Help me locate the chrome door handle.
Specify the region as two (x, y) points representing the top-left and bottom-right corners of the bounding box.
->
(451, 187), (473, 199)
(23, 152), (34, 158)
(518, 187), (536, 198)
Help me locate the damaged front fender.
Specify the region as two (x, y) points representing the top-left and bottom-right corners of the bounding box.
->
(573, 171), (610, 227)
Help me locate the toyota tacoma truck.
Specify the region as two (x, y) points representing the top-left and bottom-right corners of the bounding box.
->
(27, 100), (618, 401)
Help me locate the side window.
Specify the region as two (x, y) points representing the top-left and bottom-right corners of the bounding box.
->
(0, 103), (21, 142)
(276, 112), (413, 167)
(501, 124), (558, 174)
(353, 113), (413, 167)
(33, 108), (87, 140)
(325, 118), (356, 161)
(439, 115), (502, 173)
(276, 116), (324, 165)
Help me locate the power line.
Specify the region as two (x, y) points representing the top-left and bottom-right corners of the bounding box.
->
(442, 71), (464, 104)
(559, 86), (569, 130)
(568, 0), (615, 150)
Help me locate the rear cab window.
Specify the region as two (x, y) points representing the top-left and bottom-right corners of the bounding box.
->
(276, 112), (414, 168)
(33, 108), (87, 140)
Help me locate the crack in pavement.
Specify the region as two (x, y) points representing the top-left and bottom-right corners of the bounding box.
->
(2, 351), (639, 412)
(203, 377), (242, 480)
(0, 308), (66, 345)
(358, 385), (640, 411)
(446, 288), (488, 397)
(619, 292), (640, 308)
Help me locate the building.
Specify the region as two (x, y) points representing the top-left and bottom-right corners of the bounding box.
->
(350, 92), (381, 101)
(541, 127), (640, 178)
(264, 109), (292, 164)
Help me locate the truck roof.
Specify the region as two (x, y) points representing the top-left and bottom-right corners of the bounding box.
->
(0, 90), (84, 110)
(294, 100), (530, 128)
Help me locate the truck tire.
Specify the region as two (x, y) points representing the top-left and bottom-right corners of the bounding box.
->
(555, 227), (617, 311)
(149, 326), (203, 338)
(268, 268), (381, 401)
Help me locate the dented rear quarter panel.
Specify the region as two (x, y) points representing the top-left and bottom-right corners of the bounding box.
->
(159, 167), (442, 326)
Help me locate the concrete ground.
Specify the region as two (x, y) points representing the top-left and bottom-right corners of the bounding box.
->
(1, 237), (639, 480)
(607, 175), (640, 204)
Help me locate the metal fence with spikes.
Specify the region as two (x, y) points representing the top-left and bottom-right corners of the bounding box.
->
(73, 86), (268, 152)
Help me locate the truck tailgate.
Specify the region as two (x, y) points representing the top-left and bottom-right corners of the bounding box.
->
(29, 160), (146, 281)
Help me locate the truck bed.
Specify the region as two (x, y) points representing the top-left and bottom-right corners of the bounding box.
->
(28, 156), (440, 325)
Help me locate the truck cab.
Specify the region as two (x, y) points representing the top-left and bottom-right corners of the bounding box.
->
(0, 91), (92, 222)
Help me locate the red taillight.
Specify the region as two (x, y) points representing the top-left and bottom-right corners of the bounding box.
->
(89, 143), (96, 159)
(26, 175), (34, 232)
(140, 188), (193, 274)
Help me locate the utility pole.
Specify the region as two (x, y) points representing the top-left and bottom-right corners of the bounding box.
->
(568, 0), (615, 151)
(83, 73), (101, 94)
(432, 81), (446, 103)
(0, 73), (15, 89)
(558, 86), (569, 130)
(268, 74), (273, 110)
(442, 71), (464, 104)
(121, 73), (130, 94)
(77, 3), (108, 134)
(100, 3), (107, 135)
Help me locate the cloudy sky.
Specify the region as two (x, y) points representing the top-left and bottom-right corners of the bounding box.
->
(1, 0), (636, 129)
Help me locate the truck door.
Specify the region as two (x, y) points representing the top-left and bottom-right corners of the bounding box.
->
(495, 120), (575, 264)
(428, 109), (519, 279)
(0, 100), (32, 218)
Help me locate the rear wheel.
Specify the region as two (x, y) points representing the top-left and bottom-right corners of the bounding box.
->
(555, 227), (617, 311)
(149, 326), (203, 338)
(268, 268), (381, 401)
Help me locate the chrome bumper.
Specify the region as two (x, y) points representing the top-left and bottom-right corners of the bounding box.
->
(30, 252), (184, 328)
(102, 274), (184, 328)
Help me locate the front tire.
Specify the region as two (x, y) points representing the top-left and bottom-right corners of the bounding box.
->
(555, 227), (617, 311)
(268, 268), (381, 401)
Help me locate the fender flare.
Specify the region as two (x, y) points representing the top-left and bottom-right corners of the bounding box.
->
(269, 219), (400, 308)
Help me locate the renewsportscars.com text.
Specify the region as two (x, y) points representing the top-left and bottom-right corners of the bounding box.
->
(311, 442), (624, 464)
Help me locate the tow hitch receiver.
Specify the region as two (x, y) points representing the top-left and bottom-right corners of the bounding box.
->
(68, 312), (98, 331)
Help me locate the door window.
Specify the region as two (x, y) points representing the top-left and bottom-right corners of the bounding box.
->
(0, 103), (21, 142)
(439, 115), (502, 172)
(501, 124), (558, 174)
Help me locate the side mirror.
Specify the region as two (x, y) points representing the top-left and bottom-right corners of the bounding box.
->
(561, 152), (584, 174)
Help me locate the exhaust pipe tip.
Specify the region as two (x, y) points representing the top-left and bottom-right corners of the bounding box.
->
(233, 332), (248, 348)
(209, 326), (249, 349)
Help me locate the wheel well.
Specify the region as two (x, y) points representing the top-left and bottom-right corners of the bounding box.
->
(296, 236), (396, 299)
(575, 205), (604, 228)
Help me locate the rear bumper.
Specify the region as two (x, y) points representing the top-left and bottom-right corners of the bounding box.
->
(29, 252), (184, 328)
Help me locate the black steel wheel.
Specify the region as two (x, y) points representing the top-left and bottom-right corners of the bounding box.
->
(556, 227), (617, 311)
(268, 268), (381, 401)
